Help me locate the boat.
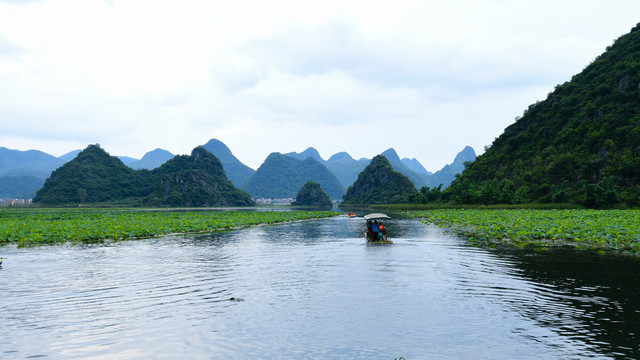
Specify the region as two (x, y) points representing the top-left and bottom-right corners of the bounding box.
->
(0, 257), (2, 266)
(364, 213), (392, 244)
(347, 213), (356, 218)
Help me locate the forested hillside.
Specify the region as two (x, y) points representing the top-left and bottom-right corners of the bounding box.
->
(144, 147), (254, 207)
(34, 144), (253, 206)
(34, 144), (150, 204)
(342, 155), (418, 205)
(292, 181), (333, 208)
(446, 23), (640, 207)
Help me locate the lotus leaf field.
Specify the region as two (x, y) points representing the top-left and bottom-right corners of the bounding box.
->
(0, 209), (340, 247)
(406, 209), (640, 255)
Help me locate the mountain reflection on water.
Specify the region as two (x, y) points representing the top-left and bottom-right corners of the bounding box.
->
(0, 215), (638, 359)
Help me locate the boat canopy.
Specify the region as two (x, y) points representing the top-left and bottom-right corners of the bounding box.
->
(364, 213), (391, 220)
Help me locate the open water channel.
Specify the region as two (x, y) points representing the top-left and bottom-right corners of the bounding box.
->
(1, 214), (639, 359)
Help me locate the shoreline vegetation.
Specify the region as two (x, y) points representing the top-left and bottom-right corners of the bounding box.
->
(0, 208), (340, 247)
(404, 209), (640, 256)
(4, 205), (640, 257)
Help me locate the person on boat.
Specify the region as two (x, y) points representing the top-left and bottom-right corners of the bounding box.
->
(372, 220), (380, 240)
(379, 223), (386, 240)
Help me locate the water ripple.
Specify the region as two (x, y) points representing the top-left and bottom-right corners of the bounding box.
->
(1, 218), (638, 359)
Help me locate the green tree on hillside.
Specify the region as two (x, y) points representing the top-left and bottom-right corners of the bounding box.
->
(34, 145), (254, 207)
(342, 155), (418, 205)
(292, 182), (333, 208)
(34, 144), (151, 204)
(445, 23), (640, 208)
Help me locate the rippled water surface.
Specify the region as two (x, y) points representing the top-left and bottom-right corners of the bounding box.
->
(1, 215), (639, 359)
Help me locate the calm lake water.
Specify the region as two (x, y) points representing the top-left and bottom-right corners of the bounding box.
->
(1, 215), (639, 359)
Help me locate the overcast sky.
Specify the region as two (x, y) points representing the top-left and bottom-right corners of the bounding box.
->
(1, 0), (639, 171)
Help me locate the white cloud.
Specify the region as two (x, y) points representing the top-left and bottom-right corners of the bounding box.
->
(0, 35), (26, 62)
(0, 0), (40, 3)
(1, 0), (640, 171)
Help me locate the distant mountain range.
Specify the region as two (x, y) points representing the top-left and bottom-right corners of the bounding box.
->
(0, 147), (65, 179)
(284, 146), (476, 192)
(424, 146), (476, 188)
(0, 139), (475, 201)
(0, 175), (44, 199)
(12, 22), (639, 207)
(128, 148), (175, 170)
(0, 147), (64, 198)
(401, 157), (431, 175)
(201, 139), (255, 187)
(241, 152), (345, 199)
(324, 152), (370, 190)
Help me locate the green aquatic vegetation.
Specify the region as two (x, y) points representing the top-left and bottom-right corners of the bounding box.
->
(0, 208), (340, 246)
(405, 209), (640, 254)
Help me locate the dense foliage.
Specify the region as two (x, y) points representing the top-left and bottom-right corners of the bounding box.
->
(409, 185), (444, 204)
(0, 208), (339, 246)
(144, 146), (254, 207)
(242, 152), (345, 199)
(34, 145), (253, 207)
(406, 209), (640, 254)
(445, 23), (640, 208)
(342, 155), (418, 205)
(292, 181), (333, 208)
(34, 144), (151, 204)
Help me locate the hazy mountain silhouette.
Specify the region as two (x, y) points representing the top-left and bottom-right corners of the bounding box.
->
(401, 157), (431, 175)
(285, 147), (325, 163)
(242, 152), (345, 199)
(0, 147), (64, 179)
(129, 148), (174, 170)
(201, 139), (255, 187)
(325, 151), (369, 189)
(425, 146), (477, 188)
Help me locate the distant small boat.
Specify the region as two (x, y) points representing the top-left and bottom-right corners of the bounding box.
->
(364, 213), (392, 244)
(0, 258), (3, 266)
(347, 213), (356, 218)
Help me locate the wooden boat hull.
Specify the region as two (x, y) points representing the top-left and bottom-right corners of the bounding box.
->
(368, 239), (393, 244)
(365, 231), (392, 244)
